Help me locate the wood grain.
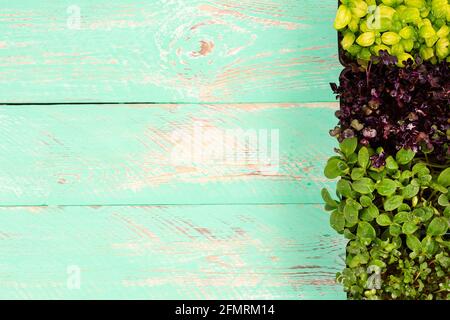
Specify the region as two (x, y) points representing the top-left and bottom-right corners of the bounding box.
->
(0, 0), (340, 103)
(0, 0), (346, 300)
(0, 102), (338, 206)
(0, 204), (346, 299)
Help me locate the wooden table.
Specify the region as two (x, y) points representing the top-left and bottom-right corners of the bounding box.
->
(0, 0), (345, 299)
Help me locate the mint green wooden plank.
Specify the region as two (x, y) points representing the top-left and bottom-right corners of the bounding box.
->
(0, 103), (338, 206)
(0, 0), (340, 103)
(0, 204), (345, 299)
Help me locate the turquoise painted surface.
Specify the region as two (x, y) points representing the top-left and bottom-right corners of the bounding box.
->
(0, 205), (345, 299)
(0, 103), (337, 206)
(0, 0), (340, 103)
(0, 0), (345, 299)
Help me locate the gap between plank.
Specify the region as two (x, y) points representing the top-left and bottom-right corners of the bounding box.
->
(0, 101), (337, 106)
(0, 202), (325, 208)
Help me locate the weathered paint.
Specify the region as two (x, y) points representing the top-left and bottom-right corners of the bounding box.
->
(0, 204), (346, 299)
(0, 0), (340, 103)
(0, 0), (345, 300)
(0, 103), (338, 206)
